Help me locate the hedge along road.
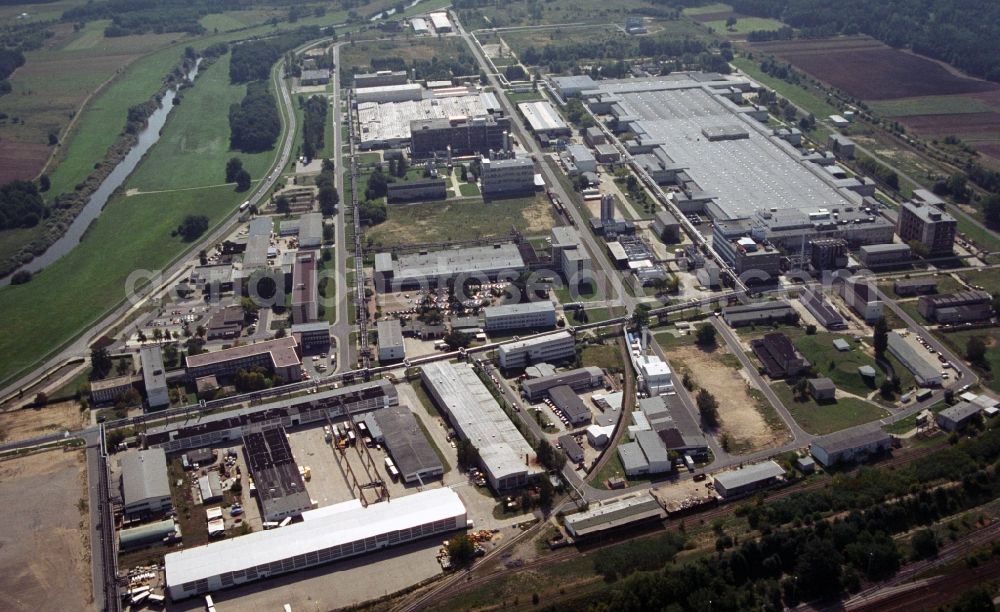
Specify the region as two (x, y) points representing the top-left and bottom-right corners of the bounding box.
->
(0, 51), (297, 393)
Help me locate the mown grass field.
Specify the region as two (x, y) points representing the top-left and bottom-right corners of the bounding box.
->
(365, 193), (556, 247)
(772, 382), (888, 435)
(126, 54), (276, 191)
(704, 17), (786, 35)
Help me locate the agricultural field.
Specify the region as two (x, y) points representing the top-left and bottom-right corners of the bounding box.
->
(0, 19), (184, 184)
(364, 193), (556, 248)
(748, 35), (1000, 166)
(750, 36), (999, 100)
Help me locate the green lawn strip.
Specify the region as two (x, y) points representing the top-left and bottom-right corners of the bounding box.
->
(704, 17), (786, 35)
(580, 344), (623, 370)
(885, 401), (947, 435)
(683, 2), (733, 15)
(771, 381), (888, 435)
(794, 332), (886, 396)
(459, 182), (481, 197)
(898, 300), (931, 325)
(730, 56), (840, 120)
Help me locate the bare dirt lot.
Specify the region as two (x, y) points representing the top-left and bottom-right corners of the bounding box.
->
(0, 400), (86, 444)
(751, 36), (1000, 100)
(0, 449), (91, 611)
(670, 344), (780, 451)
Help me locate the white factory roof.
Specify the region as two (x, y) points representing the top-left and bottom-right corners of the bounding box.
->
(357, 93), (490, 146)
(714, 460), (785, 490)
(517, 100), (568, 132)
(165, 488), (465, 587)
(429, 12), (451, 29)
(596, 80), (855, 219)
(499, 330), (572, 353)
(411, 17), (428, 32)
(484, 300), (555, 318)
(392, 243), (525, 280)
(421, 361), (541, 482)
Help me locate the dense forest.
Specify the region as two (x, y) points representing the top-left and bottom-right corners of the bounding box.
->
(586, 424), (1000, 610)
(300, 95), (327, 162)
(0, 180), (45, 229)
(62, 0), (215, 36)
(229, 81), (280, 153)
(0, 48), (25, 96)
(229, 28), (321, 83)
(729, 0), (1000, 82)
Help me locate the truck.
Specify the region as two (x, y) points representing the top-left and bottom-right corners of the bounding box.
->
(388, 465), (400, 481)
(279, 516), (293, 528)
(916, 388), (933, 401)
(384, 457), (395, 471)
(239, 200), (250, 212)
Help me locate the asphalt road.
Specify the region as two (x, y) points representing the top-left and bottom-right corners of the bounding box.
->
(455, 18), (633, 314)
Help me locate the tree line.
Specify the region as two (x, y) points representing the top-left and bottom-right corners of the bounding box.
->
(300, 95), (327, 162)
(62, 0), (214, 37)
(730, 0), (1000, 82)
(229, 81), (280, 153)
(587, 424), (1000, 610)
(229, 28), (322, 84)
(519, 33), (710, 71)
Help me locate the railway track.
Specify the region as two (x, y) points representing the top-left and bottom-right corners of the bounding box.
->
(396, 442), (950, 610)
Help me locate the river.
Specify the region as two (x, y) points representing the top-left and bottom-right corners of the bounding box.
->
(2, 60), (201, 285)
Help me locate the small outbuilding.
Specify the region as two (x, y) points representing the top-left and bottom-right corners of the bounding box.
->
(808, 377), (836, 402)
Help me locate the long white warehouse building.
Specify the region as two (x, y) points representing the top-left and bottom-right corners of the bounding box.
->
(165, 487), (467, 600)
(421, 361), (543, 490)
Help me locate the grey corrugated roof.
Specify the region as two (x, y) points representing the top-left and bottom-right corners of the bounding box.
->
(713, 460), (784, 490)
(938, 401), (982, 423)
(812, 424), (890, 455)
(120, 448), (170, 506)
(373, 404), (442, 480)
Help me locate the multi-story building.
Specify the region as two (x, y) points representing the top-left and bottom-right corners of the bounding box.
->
(410, 114), (511, 158)
(711, 219), (782, 279)
(377, 319), (405, 362)
(896, 200), (957, 256)
(355, 83), (423, 104)
(484, 301), (557, 332)
(90, 374), (138, 405)
(917, 290), (993, 323)
(291, 322), (331, 354)
(563, 144), (597, 174)
(809, 238), (848, 270)
(498, 331), (575, 369)
(839, 276), (883, 323)
(291, 251), (318, 324)
(243, 427), (312, 522)
(651, 210), (681, 243)
(185, 336), (302, 382)
(550, 226), (592, 286)
(354, 70), (408, 88)
(859, 243), (912, 268)
(480, 157), (535, 195)
(139, 344), (169, 409)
